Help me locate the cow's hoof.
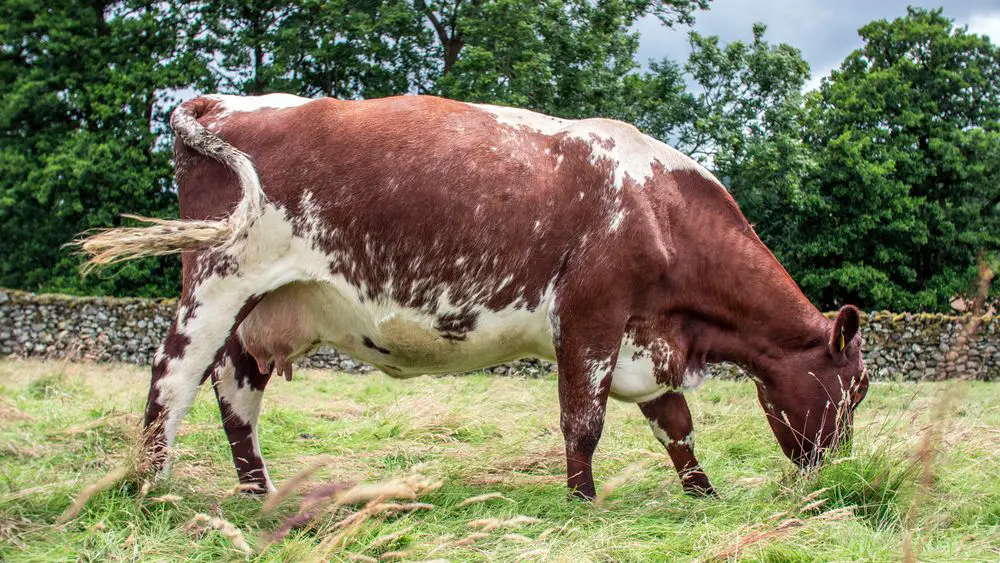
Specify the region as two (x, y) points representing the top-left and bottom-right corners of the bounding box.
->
(236, 481), (274, 497)
(683, 483), (718, 498)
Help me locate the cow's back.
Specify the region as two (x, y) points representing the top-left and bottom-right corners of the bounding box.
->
(172, 94), (687, 376)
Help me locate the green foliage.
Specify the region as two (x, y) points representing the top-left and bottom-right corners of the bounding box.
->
(197, 0), (435, 97)
(423, 0), (708, 117)
(0, 0), (206, 297)
(786, 8), (1000, 310)
(0, 2), (996, 310)
(619, 11), (999, 312)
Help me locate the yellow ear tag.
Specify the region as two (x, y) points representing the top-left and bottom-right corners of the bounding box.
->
(838, 332), (846, 352)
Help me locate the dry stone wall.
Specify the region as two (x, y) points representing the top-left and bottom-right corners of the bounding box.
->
(1, 289), (996, 381)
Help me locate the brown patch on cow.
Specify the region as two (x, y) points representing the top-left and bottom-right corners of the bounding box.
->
(362, 336), (391, 355)
(215, 395), (268, 492)
(157, 330), (191, 365)
(435, 311), (478, 342)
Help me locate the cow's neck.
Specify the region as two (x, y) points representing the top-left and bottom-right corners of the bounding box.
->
(667, 184), (828, 372)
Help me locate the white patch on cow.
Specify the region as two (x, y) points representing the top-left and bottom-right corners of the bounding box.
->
(682, 368), (706, 389)
(533, 220), (541, 233)
(648, 419), (671, 445)
(608, 209), (626, 233)
(586, 352), (616, 393)
(496, 275), (513, 291)
(547, 295), (561, 349)
(578, 191), (585, 200)
(470, 103), (718, 190)
(455, 256), (466, 267)
(473, 103), (570, 135)
(648, 420), (694, 449)
(645, 136), (716, 183)
(233, 201), (562, 378)
(608, 334), (673, 403)
(677, 431), (695, 448)
(212, 356), (274, 491)
(213, 357), (263, 424)
(208, 93), (312, 118)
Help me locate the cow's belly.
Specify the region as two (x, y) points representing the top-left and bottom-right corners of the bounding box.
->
(607, 335), (675, 403)
(238, 281), (557, 377)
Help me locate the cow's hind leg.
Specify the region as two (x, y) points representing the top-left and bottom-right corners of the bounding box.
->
(638, 391), (715, 497)
(142, 260), (276, 481)
(211, 337), (274, 494)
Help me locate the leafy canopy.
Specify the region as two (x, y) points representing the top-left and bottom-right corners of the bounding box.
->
(1, 2), (995, 312)
(788, 8), (1000, 310)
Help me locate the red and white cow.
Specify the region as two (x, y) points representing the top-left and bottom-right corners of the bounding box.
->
(81, 94), (869, 499)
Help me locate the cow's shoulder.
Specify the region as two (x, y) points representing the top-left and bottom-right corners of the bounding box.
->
(467, 103), (717, 191)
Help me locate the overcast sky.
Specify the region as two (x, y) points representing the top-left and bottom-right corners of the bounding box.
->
(635, 1), (1000, 90)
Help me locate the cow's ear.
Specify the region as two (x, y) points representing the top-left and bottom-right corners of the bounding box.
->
(830, 305), (860, 359)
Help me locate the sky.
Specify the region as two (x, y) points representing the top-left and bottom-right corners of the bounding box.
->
(635, 1), (1000, 90)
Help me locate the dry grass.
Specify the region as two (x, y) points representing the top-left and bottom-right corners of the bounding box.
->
(457, 492), (514, 506)
(1, 359), (998, 561)
(56, 466), (132, 524)
(594, 459), (655, 508)
(185, 512), (253, 556)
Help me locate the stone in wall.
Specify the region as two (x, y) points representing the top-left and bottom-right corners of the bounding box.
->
(0, 289), (996, 381)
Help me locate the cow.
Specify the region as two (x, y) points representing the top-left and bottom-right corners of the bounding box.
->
(79, 93), (869, 500)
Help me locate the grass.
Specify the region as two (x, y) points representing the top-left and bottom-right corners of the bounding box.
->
(0, 359), (998, 562)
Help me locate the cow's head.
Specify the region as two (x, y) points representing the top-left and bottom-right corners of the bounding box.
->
(752, 305), (869, 467)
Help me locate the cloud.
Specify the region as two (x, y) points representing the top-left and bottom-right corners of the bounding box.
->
(636, 0), (1000, 89)
(964, 11), (1000, 40)
(803, 63), (835, 93)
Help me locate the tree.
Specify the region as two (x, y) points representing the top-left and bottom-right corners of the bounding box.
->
(198, 0), (434, 98)
(0, 0), (208, 297)
(789, 8), (1000, 310)
(194, 0), (716, 108)
(417, 0), (710, 116)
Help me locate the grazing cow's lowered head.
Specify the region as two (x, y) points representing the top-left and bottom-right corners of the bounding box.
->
(751, 305), (869, 466)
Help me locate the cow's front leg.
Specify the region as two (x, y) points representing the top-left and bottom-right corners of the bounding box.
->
(557, 360), (613, 500)
(639, 391), (715, 497)
(553, 314), (624, 500)
(210, 337), (274, 494)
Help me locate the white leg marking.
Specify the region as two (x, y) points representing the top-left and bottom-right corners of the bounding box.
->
(213, 357), (274, 492)
(648, 419), (694, 449)
(649, 419), (671, 445)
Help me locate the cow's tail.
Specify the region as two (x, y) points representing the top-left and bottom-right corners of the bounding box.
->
(75, 99), (266, 269)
